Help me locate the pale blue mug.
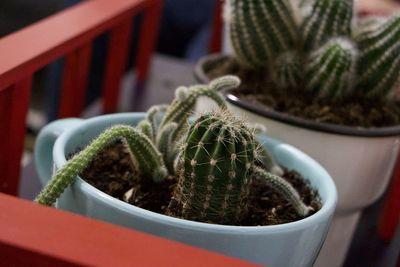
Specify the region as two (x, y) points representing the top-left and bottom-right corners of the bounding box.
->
(35, 113), (337, 267)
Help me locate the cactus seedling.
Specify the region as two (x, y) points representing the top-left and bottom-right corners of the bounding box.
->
(35, 76), (312, 225)
(173, 112), (311, 224)
(35, 125), (167, 206)
(35, 76), (240, 206)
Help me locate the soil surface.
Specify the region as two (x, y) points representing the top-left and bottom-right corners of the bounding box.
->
(79, 141), (321, 226)
(205, 56), (400, 128)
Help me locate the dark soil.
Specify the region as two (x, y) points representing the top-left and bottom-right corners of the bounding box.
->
(80, 141), (321, 226)
(205, 56), (400, 128)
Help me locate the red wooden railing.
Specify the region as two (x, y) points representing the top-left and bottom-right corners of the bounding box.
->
(0, 0), (256, 265)
(0, 193), (256, 266)
(0, 0), (161, 196)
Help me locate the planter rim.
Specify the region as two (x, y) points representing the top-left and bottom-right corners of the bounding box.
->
(54, 112), (337, 234)
(194, 54), (400, 138)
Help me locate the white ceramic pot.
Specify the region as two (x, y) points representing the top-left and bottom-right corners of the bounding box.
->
(194, 54), (400, 267)
(35, 113), (337, 267)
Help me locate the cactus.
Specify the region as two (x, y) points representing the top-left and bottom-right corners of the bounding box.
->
(302, 0), (353, 51)
(35, 76), (241, 207)
(35, 125), (167, 206)
(305, 38), (357, 99)
(158, 75), (240, 142)
(272, 51), (302, 88)
(356, 15), (400, 97)
(173, 112), (311, 224)
(228, 0), (298, 69)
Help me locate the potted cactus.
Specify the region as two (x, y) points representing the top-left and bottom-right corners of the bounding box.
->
(194, 1), (400, 266)
(35, 77), (337, 266)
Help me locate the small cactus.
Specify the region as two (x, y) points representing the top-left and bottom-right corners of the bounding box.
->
(356, 15), (400, 97)
(35, 125), (167, 206)
(305, 38), (357, 99)
(302, 0), (353, 51)
(272, 51), (302, 88)
(157, 75), (240, 143)
(173, 112), (311, 224)
(35, 77), (241, 207)
(228, 0), (298, 69)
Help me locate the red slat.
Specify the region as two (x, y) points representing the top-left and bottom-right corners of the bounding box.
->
(102, 20), (132, 114)
(0, 0), (158, 90)
(0, 193), (257, 267)
(209, 0), (223, 53)
(0, 77), (32, 195)
(378, 156), (400, 241)
(135, 0), (162, 84)
(59, 42), (92, 118)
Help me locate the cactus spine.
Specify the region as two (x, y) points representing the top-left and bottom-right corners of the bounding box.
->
(306, 38), (357, 99)
(35, 125), (167, 206)
(174, 112), (311, 224)
(356, 15), (400, 97)
(302, 0), (353, 51)
(229, 0), (298, 69)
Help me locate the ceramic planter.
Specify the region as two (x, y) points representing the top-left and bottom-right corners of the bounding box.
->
(35, 113), (337, 267)
(194, 54), (400, 267)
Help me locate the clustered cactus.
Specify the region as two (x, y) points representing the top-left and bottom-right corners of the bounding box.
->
(227, 0), (400, 100)
(35, 76), (312, 225)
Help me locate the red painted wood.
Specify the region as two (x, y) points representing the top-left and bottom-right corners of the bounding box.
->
(135, 0), (162, 84)
(378, 156), (400, 241)
(102, 20), (132, 114)
(0, 77), (32, 195)
(0, 193), (257, 267)
(59, 42), (92, 118)
(0, 0), (159, 90)
(209, 0), (223, 53)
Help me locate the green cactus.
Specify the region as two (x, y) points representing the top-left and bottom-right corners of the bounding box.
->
(35, 125), (167, 206)
(228, 0), (298, 69)
(302, 0), (353, 51)
(35, 76), (241, 207)
(173, 112), (311, 224)
(305, 38), (357, 99)
(356, 15), (400, 97)
(272, 51), (302, 88)
(158, 75), (240, 142)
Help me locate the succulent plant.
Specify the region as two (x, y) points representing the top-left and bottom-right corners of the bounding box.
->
(35, 76), (240, 206)
(226, 0), (400, 100)
(356, 15), (400, 97)
(35, 76), (312, 224)
(35, 125), (167, 206)
(305, 38), (357, 99)
(228, 0), (298, 69)
(172, 112), (311, 224)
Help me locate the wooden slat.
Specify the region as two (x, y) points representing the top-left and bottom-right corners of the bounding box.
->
(135, 0), (162, 84)
(58, 42), (92, 118)
(208, 0), (223, 53)
(378, 156), (400, 241)
(0, 0), (159, 90)
(0, 77), (32, 195)
(0, 193), (257, 267)
(102, 20), (133, 114)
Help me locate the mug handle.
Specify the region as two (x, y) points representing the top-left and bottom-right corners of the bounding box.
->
(34, 118), (83, 185)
